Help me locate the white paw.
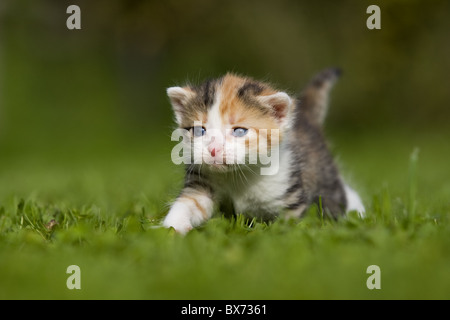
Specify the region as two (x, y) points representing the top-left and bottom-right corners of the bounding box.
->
(162, 201), (194, 235)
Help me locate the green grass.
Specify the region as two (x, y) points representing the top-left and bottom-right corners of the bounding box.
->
(0, 129), (450, 300)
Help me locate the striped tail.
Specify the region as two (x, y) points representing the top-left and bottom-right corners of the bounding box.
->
(297, 67), (341, 126)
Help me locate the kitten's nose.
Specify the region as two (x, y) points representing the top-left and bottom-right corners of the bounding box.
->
(208, 143), (221, 157)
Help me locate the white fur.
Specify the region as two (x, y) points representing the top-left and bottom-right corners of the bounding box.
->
(162, 201), (193, 235)
(344, 184), (365, 217)
(192, 90), (225, 165)
(163, 193), (214, 235)
(231, 143), (292, 218)
(206, 90), (222, 132)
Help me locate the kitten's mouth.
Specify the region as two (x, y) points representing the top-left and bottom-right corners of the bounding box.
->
(208, 162), (228, 168)
(205, 161), (229, 171)
(202, 154), (242, 171)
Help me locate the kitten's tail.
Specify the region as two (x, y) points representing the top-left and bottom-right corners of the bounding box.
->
(297, 67), (341, 127)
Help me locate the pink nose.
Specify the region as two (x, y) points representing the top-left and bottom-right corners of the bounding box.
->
(208, 143), (221, 157)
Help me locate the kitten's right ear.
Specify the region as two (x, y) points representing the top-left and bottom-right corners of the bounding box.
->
(167, 87), (195, 125)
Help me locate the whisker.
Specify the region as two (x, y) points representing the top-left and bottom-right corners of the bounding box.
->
(236, 163), (249, 187)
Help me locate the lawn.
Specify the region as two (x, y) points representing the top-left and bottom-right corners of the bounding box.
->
(1, 128), (449, 300)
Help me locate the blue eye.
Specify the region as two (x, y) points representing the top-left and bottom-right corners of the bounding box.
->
(192, 126), (206, 137)
(232, 127), (248, 137)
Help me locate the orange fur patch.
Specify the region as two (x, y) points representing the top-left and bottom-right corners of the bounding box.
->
(213, 74), (283, 153)
(219, 74), (246, 121)
(218, 74), (279, 130)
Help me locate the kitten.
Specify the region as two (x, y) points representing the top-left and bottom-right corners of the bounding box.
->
(163, 68), (365, 234)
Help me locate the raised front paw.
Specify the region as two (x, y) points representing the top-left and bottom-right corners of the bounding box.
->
(163, 189), (214, 234)
(162, 201), (194, 235)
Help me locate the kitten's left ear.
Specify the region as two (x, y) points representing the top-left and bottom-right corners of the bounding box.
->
(258, 92), (293, 127)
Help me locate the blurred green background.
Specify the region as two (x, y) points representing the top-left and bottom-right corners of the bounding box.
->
(1, 0), (449, 158)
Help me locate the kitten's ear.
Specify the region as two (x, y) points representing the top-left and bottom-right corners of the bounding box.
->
(167, 87), (195, 125)
(258, 92), (293, 127)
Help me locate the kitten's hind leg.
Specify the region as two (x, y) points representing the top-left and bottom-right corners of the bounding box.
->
(283, 204), (308, 220)
(344, 184), (365, 218)
(163, 187), (214, 235)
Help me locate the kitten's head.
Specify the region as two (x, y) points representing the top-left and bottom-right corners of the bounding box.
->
(168, 73), (294, 173)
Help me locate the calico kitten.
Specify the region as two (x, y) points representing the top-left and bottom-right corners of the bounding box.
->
(163, 68), (365, 234)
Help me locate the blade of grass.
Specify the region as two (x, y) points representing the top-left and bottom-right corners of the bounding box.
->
(408, 148), (419, 220)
